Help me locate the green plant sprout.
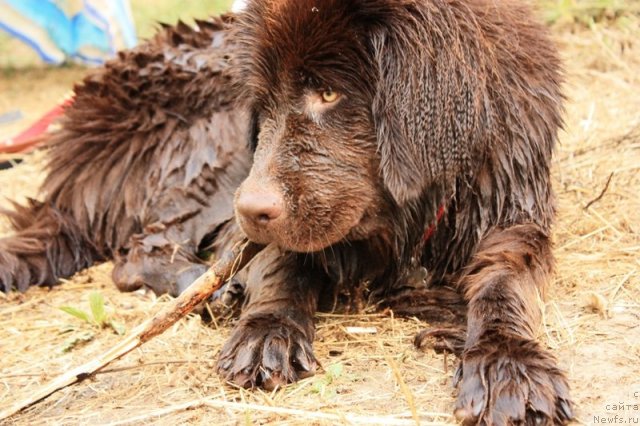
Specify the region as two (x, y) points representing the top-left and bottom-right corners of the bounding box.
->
(59, 291), (126, 336)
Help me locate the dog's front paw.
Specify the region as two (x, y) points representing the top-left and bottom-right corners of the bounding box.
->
(454, 333), (573, 426)
(217, 313), (317, 390)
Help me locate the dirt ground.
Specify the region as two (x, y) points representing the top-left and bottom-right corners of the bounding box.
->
(1, 9), (639, 426)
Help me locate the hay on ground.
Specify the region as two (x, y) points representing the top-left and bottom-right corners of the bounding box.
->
(0, 20), (639, 426)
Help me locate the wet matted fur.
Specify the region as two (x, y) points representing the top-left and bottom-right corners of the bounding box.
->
(224, 0), (572, 424)
(0, 1), (573, 424)
(0, 16), (250, 296)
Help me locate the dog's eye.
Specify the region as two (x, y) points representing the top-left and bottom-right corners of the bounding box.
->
(321, 89), (339, 103)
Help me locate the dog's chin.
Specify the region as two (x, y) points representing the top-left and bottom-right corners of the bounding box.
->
(279, 237), (341, 254)
(249, 233), (347, 254)
(238, 220), (351, 254)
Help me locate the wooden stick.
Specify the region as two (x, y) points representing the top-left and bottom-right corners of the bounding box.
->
(584, 172), (614, 210)
(0, 240), (264, 421)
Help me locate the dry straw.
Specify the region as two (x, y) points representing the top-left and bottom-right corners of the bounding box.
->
(1, 17), (639, 426)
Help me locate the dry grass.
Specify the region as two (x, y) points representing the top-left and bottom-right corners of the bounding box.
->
(1, 16), (639, 426)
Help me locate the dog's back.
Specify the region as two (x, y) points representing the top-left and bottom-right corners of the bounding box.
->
(0, 17), (250, 294)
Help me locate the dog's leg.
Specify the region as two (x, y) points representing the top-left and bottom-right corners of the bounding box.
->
(0, 200), (98, 292)
(111, 147), (249, 297)
(111, 233), (208, 296)
(453, 224), (572, 425)
(217, 245), (321, 390)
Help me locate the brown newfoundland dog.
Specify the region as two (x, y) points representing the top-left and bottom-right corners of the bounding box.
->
(0, 1), (573, 424)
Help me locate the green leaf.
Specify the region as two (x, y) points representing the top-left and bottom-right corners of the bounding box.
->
(326, 363), (344, 382)
(59, 324), (78, 334)
(59, 306), (92, 324)
(109, 320), (126, 336)
(310, 363), (344, 398)
(61, 332), (95, 353)
(89, 291), (107, 326)
(311, 380), (327, 396)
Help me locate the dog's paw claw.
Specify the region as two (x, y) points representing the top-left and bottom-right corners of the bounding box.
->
(454, 334), (573, 426)
(217, 313), (317, 390)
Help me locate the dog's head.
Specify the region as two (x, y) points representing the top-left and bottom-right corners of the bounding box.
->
(233, 0), (483, 252)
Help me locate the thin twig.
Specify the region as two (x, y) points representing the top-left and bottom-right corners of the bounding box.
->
(0, 241), (263, 421)
(0, 373), (43, 379)
(0, 360), (211, 380)
(382, 345), (420, 426)
(106, 397), (455, 426)
(584, 172), (614, 210)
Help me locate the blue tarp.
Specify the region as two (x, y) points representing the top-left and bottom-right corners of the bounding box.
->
(0, 0), (136, 65)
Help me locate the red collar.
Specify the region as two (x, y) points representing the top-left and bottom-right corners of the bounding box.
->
(423, 204), (446, 242)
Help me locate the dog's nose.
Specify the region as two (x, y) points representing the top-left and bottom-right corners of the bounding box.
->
(236, 191), (284, 225)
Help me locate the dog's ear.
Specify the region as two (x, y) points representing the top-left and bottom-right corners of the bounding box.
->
(370, 18), (482, 205)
